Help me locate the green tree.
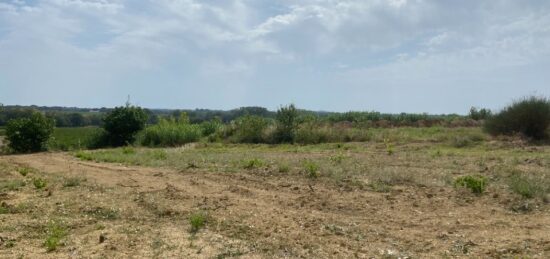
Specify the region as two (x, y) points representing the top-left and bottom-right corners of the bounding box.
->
(103, 105), (148, 146)
(5, 112), (54, 153)
(233, 115), (269, 143)
(274, 104), (298, 143)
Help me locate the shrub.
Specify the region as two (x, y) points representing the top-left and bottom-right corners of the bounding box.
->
(231, 115), (269, 143)
(5, 112), (54, 153)
(140, 119), (201, 147)
(484, 96), (550, 140)
(273, 104), (298, 143)
(103, 105), (148, 146)
(454, 175), (487, 194)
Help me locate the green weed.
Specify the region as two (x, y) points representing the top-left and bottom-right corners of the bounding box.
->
(454, 175), (487, 194)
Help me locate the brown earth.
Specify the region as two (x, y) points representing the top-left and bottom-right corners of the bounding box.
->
(0, 152), (549, 258)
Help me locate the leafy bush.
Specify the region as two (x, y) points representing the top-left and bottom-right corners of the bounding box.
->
(231, 115), (269, 143)
(273, 104), (298, 143)
(140, 119), (202, 147)
(454, 175), (487, 194)
(103, 105), (148, 146)
(484, 96), (550, 140)
(5, 112), (54, 153)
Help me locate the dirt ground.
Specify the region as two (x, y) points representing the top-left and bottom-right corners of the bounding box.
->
(0, 152), (549, 258)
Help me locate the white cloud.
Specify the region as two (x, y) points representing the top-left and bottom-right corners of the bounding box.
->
(1, 0), (550, 111)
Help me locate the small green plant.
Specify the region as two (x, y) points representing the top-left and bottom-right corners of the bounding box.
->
(243, 158), (264, 169)
(189, 211), (207, 233)
(303, 161), (319, 179)
(17, 167), (32, 176)
(44, 221), (67, 252)
(329, 154), (347, 164)
(278, 164), (290, 173)
(454, 175), (487, 194)
(383, 138), (394, 155)
(63, 177), (83, 188)
(508, 173), (546, 199)
(33, 178), (47, 189)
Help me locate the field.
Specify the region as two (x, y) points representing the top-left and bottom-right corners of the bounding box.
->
(0, 127), (549, 258)
(47, 127), (101, 151)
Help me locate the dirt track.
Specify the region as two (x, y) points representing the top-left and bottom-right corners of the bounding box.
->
(1, 152), (549, 258)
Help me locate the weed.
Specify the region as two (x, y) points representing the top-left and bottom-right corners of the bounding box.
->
(83, 207), (119, 220)
(278, 163), (290, 173)
(17, 167), (33, 176)
(63, 177), (84, 188)
(454, 175), (487, 194)
(369, 181), (392, 193)
(189, 211), (207, 233)
(329, 154), (347, 164)
(508, 172), (546, 199)
(243, 158), (264, 169)
(384, 138), (394, 155)
(0, 180), (26, 191)
(32, 178), (47, 189)
(44, 221), (67, 252)
(303, 161), (320, 179)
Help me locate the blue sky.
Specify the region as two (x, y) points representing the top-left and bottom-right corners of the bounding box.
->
(1, 0), (549, 113)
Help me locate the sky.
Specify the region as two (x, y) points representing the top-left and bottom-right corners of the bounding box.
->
(1, 0), (550, 114)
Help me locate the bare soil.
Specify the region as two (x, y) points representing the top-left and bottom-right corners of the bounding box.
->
(0, 152), (549, 258)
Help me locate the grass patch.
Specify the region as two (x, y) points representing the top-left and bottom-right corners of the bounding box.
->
(454, 175), (487, 194)
(83, 207), (120, 220)
(508, 172), (548, 199)
(44, 221), (68, 252)
(189, 211), (207, 233)
(0, 180), (26, 191)
(63, 177), (85, 188)
(243, 158), (264, 170)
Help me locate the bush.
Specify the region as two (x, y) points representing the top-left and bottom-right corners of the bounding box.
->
(484, 96), (550, 140)
(140, 119), (202, 147)
(454, 175), (487, 194)
(5, 112), (54, 153)
(231, 115), (269, 143)
(273, 104), (298, 143)
(103, 105), (148, 146)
